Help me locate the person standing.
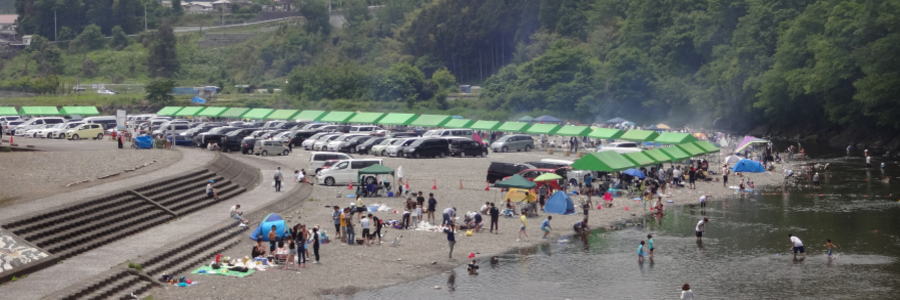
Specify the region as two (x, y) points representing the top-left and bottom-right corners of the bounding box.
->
(296, 225), (307, 267)
(789, 234), (805, 260)
(361, 214), (372, 246)
(427, 193), (438, 224)
(443, 224), (456, 259)
(695, 217), (709, 241)
(722, 165), (729, 187)
(688, 168), (697, 189)
(637, 240), (646, 263)
(274, 167), (284, 192)
(517, 214), (528, 242)
(417, 192), (426, 209)
(647, 234), (655, 259)
(489, 203), (500, 234)
(866, 155), (872, 168)
(312, 226), (321, 263)
(345, 210), (356, 245)
(268, 225), (278, 253)
(332, 206), (342, 239)
(824, 239), (839, 259)
(540, 216), (552, 239)
(373, 216), (383, 244)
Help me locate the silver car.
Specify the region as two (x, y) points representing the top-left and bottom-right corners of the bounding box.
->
(491, 134), (535, 152)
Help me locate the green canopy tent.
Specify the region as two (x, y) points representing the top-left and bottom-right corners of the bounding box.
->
(524, 123), (560, 135)
(496, 121), (530, 133)
(293, 110), (326, 122)
(660, 146), (691, 161)
(20, 106), (62, 116)
(623, 151), (658, 166)
(197, 106), (228, 117)
(174, 106), (205, 117)
(619, 129), (659, 142)
(241, 108), (274, 120)
(356, 164), (395, 195)
(319, 111), (356, 123)
(469, 120), (501, 131)
(555, 125), (591, 137)
(588, 127), (624, 139)
(220, 107), (250, 119)
(693, 140), (720, 154)
(654, 132), (699, 144)
(676, 142), (706, 157)
(444, 118), (474, 129)
(59, 106), (99, 116)
(571, 151), (637, 172)
(493, 174), (536, 189)
(0, 106), (18, 116)
(409, 114), (451, 127)
(377, 113), (417, 126)
(155, 106), (182, 116)
(347, 112), (385, 124)
(643, 148), (674, 163)
(266, 109), (300, 120)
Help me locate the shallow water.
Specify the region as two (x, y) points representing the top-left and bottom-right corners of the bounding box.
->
(353, 158), (900, 299)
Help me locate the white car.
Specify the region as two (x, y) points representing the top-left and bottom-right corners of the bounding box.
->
(316, 159), (384, 186)
(596, 142), (643, 154)
(370, 138), (399, 156)
(308, 151), (353, 173)
(23, 124), (54, 137)
(301, 132), (331, 150)
(35, 123), (64, 138)
(47, 122), (86, 139)
(97, 89), (118, 95)
(386, 138), (418, 157)
(313, 134), (343, 151)
(326, 134), (365, 152)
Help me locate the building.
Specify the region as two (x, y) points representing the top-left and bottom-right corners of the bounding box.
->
(0, 14), (17, 32)
(183, 1), (214, 14)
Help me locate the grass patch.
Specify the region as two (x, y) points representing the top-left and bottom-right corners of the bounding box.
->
(127, 261), (144, 272)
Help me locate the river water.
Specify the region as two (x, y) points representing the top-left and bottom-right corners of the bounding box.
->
(353, 157), (900, 299)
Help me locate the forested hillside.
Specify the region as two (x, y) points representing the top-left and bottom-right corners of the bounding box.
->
(4, 0), (899, 137)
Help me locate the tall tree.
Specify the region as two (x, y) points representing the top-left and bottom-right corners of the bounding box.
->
(147, 24), (179, 77)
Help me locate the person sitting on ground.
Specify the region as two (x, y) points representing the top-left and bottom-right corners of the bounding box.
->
(473, 212), (484, 232)
(206, 180), (220, 201)
(502, 199), (516, 217)
(251, 244), (266, 258)
(229, 204), (248, 225)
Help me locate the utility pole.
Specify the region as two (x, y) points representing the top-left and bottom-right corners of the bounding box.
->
(54, 10), (57, 40)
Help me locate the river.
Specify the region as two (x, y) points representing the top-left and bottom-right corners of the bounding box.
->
(352, 157), (900, 299)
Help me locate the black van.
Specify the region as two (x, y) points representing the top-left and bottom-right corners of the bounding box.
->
(446, 137), (488, 157)
(402, 138), (450, 158)
(486, 162), (533, 183)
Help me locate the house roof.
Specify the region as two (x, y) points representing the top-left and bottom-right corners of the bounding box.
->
(0, 15), (18, 25)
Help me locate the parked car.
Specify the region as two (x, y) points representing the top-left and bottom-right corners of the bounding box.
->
(66, 123), (105, 140)
(82, 116), (118, 130)
(254, 139), (290, 156)
(486, 162), (534, 183)
(370, 138), (400, 156)
(25, 124), (55, 138)
(313, 134), (343, 151)
(326, 134), (366, 152)
(387, 138), (419, 157)
(349, 125), (383, 134)
(596, 141), (643, 154)
(422, 129), (474, 138)
(301, 132), (332, 150)
(194, 126), (240, 148)
(446, 137), (488, 157)
(15, 117), (66, 135)
(179, 123), (222, 139)
(170, 134), (195, 146)
(389, 131), (419, 138)
(308, 152), (353, 173)
(316, 159), (384, 186)
(401, 138), (450, 158)
(340, 135), (375, 153)
(222, 128), (260, 152)
(355, 137), (386, 154)
(1, 120), (24, 135)
(35, 123), (67, 138)
(491, 134), (534, 152)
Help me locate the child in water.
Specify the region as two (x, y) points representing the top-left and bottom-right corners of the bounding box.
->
(824, 239), (840, 258)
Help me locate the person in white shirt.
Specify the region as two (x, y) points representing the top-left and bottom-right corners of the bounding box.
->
(789, 234), (805, 260)
(229, 204), (248, 225)
(866, 155), (872, 168)
(680, 283), (695, 300)
(699, 195), (709, 208)
(695, 217), (709, 241)
(295, 169), (306, 183)
(360, 214), (372, 246)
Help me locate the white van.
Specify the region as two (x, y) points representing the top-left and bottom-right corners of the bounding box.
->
(316, 159), (384, 186)
(350, 125), (381, 133)
(14, 117), (66, 135)
(82, 116), (118, 130)
(422, 129), (473, 137)
(308, 151), (353, 173)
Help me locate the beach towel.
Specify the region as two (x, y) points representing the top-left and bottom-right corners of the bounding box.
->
(192, 265), (256, 278)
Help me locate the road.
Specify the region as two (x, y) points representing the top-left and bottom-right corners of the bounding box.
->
(173, 16), (301, 33)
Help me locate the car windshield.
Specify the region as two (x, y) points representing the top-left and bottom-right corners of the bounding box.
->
(400, 139), (418, 146)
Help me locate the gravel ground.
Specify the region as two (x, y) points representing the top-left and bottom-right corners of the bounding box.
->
(152, 148), (785, 299)
(0, 137), (182, 206)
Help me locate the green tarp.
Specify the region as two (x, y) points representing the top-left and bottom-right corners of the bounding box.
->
(319, 111), (356, 123)
(359, 164), (394, 175)
(266, 109), (300, 120)
(676, 142), (705, 156)
(20, 106), (61, 115)
(555, 125), (591, 136)
(588, 127), (624, 139)
(493, 174), (536, 189)
(660, 146), (691, 161)
(444, 118), (474, 129)
(623, 151), (658, 166)
(347, 112), (385, 124)
(571, 151), (636, 172)
(59, 106), (99, 116)
(377, 113), (417, 125)
(693, 140), (720, 154)
(654, 132), (699, 144)
(293, 110), (326, 121)
(410, 114), (451, 127)
(241, 108), (274, 120)
(174, 106), (205, 117)
(524, 123), (560, 135)
(643, 148), (674, 163)
(220, 107), (250, 119)
(496, 121), (530, 132)
(619, 129), (659, 142)
(197, 107), (228, 117)
(0, 106), (18, 115)
(192, 265), (255, 278)
(155, 106), (182, 116)
(469, 120), (501, 131)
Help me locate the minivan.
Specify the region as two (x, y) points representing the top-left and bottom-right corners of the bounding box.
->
(82, 116), (118, 130)
(446, 137), (488, 157)
(490, 134), (534, 152)
(350, 125), (381, 133)
(422, 129), (474, 137)
(316, 158), (384, 186)
(254, 139), (290, 156)
(15, 117), (66, 135)
(308, 151), (353, 173)
(401, 138), (450, 158)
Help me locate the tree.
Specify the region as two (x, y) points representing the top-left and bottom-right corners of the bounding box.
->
(145, 79), (175, 104)
(110, 25), (129, 49)
(81, 58), (98, 77)
(172, 0), (183, 16)
(27, 35), (64, 76)
(70, 24), (106, 52)
(431, 68), (456, 92)
(147, 24), (179, 77)
(299, 0), (330, 35)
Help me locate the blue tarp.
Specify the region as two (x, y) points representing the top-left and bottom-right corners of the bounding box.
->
(732, 159), (766, 173)
(134, 135), (153, 149)
(623, 168), (646, 179)
(544, 191), (575, 215)
(249, 213), (289, 241)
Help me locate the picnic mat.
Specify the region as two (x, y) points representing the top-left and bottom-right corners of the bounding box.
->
(192, 265), (256, 278)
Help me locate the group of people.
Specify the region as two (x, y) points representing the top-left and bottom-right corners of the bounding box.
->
(250, 223), (322, 269)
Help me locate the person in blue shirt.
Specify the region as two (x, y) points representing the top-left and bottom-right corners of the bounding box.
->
(540, 216), (552, 239)
(647, 234), (655, 258)
(444, 224), (456, 259)
(637, 240), (646, 263)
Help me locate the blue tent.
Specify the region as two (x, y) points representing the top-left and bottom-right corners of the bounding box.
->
(249, 213), (289, 241)
(732, 159), (766, 173)
(623, 168), (645, 179)
(534, 115), (562, 123)
(544, 191), (575, 215)
(134, 135), (153, 149)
